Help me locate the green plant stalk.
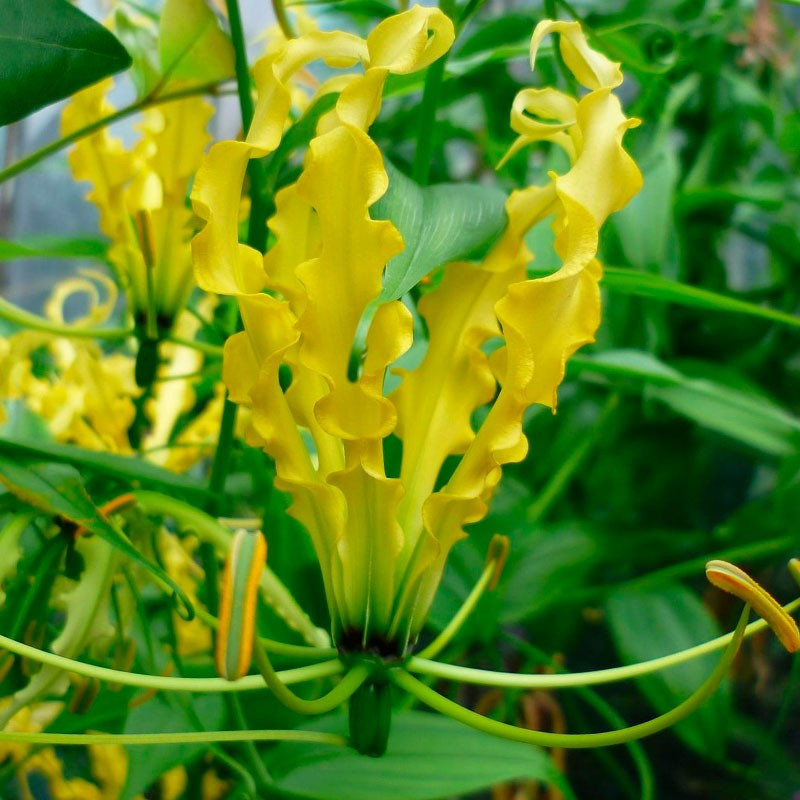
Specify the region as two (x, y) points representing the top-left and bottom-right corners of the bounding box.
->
(392, 606), (749, 748)
(253, 639), (370, 715)
(228, 691), (274, 789)
(165, 335), (223, 357)
(0, 729), (347, 746)
(132, 490), (331, 648)
(196, 606), (336, 660)
(0, 629), (343, 692)
(416, 559), (496, 660)
(208, 0), (271, 515)
(0, 297), (131, 340)
(411, 0), (455, 185)
(272, 0), (297, 39)
(407, 597), (798, 689)
(0, 83), (232, 185)
(505, 633), (654, 800)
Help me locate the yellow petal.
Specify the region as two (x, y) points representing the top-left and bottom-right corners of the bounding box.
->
(329, 462), (405, 636)
(530, 20), (622, 90)
(366, 6), (454, 74)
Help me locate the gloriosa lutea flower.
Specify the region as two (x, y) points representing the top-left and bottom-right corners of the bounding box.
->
(191, 9), (642, 654)
(62, 80), (213, 334)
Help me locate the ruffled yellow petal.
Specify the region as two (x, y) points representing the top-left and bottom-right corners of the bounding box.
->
(530, 20), (622, 90)
(195, 10), (639, 650)
(63, 83), (213, 320)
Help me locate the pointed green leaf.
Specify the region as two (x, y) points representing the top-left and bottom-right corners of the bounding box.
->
(373, 161), (508, 301)
(0, 436), (209, 501)
(159, 0), (234, 84)
(114, 6), (161, 98)
(266, 711), (574, 800)
(0, 0), (131, 126)
(570, 350), (800, 456)
(602, 267), (800, 330)
(0, 458), (194, 619)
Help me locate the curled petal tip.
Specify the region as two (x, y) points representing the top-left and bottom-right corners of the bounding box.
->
(706, 560), (800, 654)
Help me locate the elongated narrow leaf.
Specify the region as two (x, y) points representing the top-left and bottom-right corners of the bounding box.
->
(570, 350), (800, 456)
(0, 458), (193, 618)
(606, 583), (729, 759)
(266, 711), (573, 800)
(603, 267), (800, 329)
(373, 161), (508, 301)
(0, 0), (131, 126)
(0, 436), (209, 501)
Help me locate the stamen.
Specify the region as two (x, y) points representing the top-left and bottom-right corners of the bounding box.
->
(392, 605), (750, 749)
(706, 559), (800, 653)
(216, 529), (268, 681)
(416, 535), (509, 661)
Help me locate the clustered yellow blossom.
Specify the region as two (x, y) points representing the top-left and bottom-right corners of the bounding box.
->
(192, 7), (642, 651)
(62, 79), (213, 327)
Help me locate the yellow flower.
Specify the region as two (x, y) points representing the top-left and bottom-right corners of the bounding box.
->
(192, 11), (641, 652)
(62, 80), (213, 330)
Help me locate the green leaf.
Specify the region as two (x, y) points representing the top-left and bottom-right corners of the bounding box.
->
(500, 523), (599, 623)
(114, 5), (161, 97)
(0, 235), (108, 262)
(605, 583), (729, 759)
(0, 458), (194, 618)
(610, 147), (680, 274)
(159, 0), (234, 84)
(121, 695), (225, 800)
(570, 350), (800, 456)
(0, 435), (209, 501)
(266, 711), (574, 800)
(601, 267), (800, 329)
(0, 0), (131, 126)
(372, 161), (508, 301)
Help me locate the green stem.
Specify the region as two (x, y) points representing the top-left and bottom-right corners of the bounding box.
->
(407, 597), (799, 689)
(0, 83), (231, 185)
(0, 729), (346, 746)
(505, 633), (654, 800)
(253, 639), (370, 715)
(526, 394), (618, 524)
(272, 0), (297, 39)
(416, 559), (495, 660)
(411, 0), (454, 185)
(209, 0), (271, 517)
(207, 395), (239, 512)
(392, 606), (749, 749)
(165, 335), (223, 358)
(0, 628), (343, 692)
(0, 297), (131, 340)
(196, 606), (336, 660)
(228, 692), (274, 788)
